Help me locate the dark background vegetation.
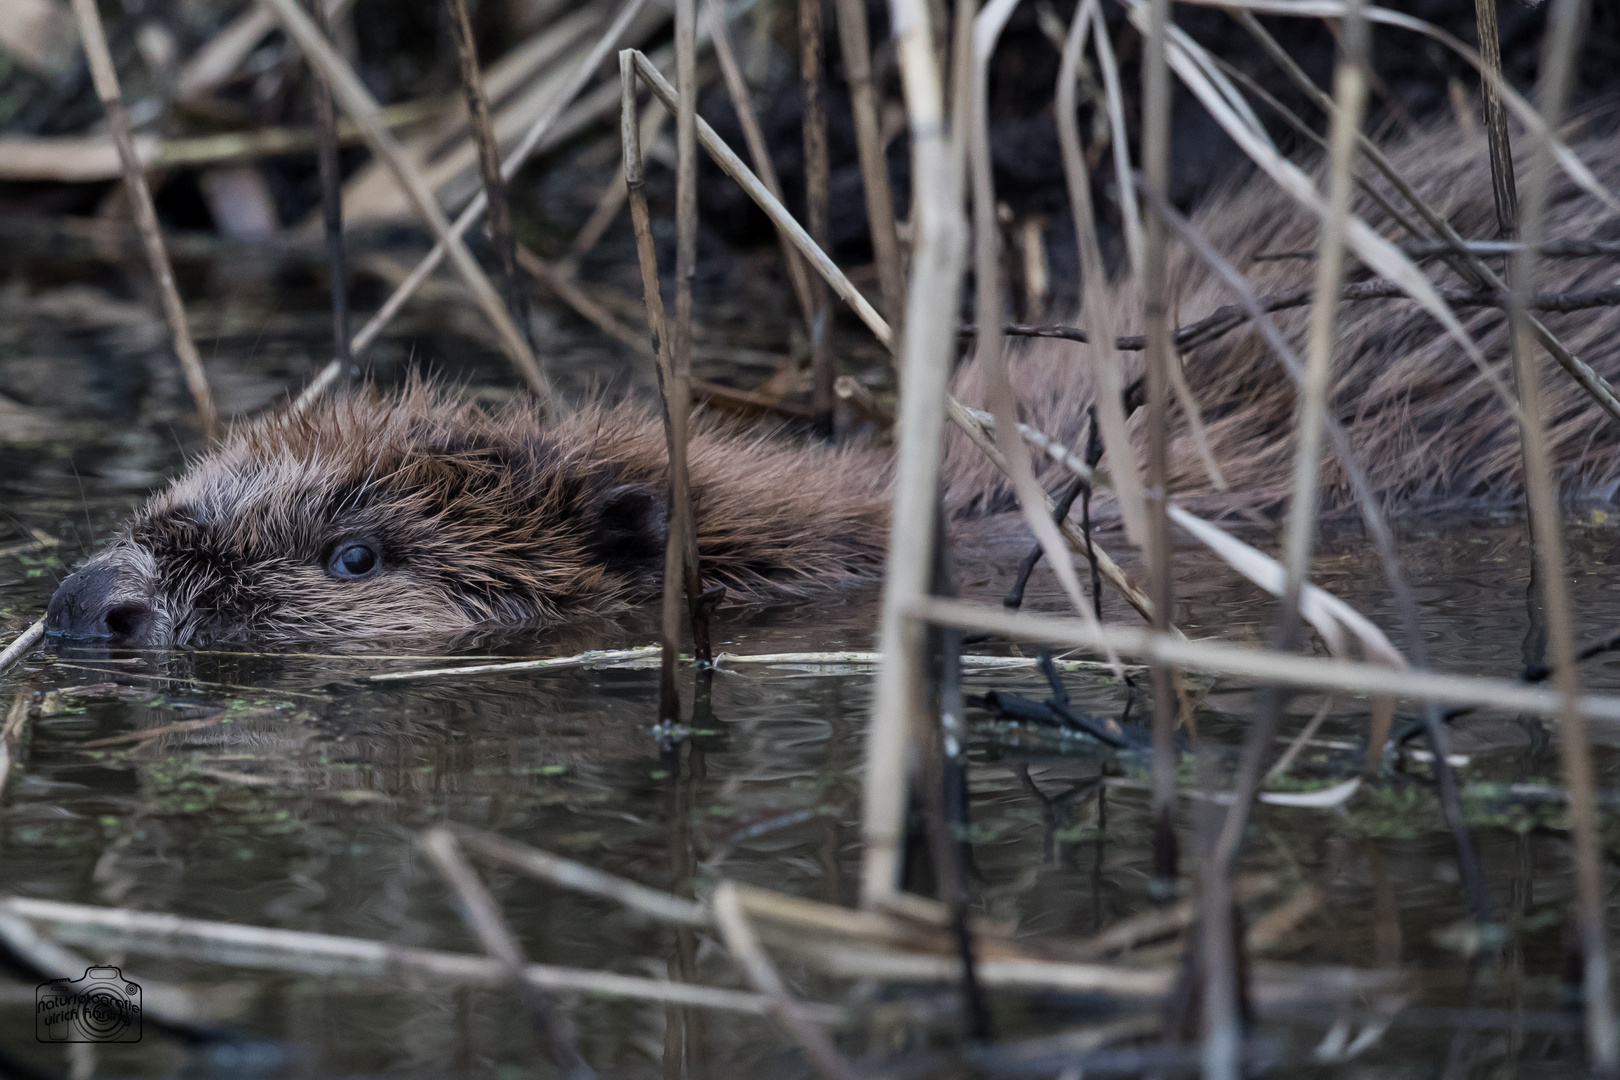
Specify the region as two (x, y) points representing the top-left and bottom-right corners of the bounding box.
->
(2, 0), (1618, 303)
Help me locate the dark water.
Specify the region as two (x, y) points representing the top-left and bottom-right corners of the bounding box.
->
(2, 273), (1618, 1079)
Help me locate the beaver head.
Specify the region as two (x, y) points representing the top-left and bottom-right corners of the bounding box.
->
(45, 383), (673, 646)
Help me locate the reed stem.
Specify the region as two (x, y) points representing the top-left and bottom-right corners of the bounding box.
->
(800, 0), (834, 433)
(445, 0), (536, 353)
(69, 0), (218, 441)
(1504, 1), (1617, 1071)
(308, 0), (351, 386)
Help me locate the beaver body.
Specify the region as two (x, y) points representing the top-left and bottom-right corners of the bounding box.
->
(44, 112), (1620, 645)
(45, 388), (891, 645)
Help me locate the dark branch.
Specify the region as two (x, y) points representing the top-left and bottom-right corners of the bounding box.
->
(960, 280), (1620, 354)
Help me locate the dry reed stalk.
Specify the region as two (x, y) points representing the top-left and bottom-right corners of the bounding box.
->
(295, 0), (650, 413)
(367, 645), (660, 681)
(0, 620), (43, 679)
(858, 0), (965, 910)
(0, 686), (32, 801)
(1503, 1), (1616, 1070)
(0, 911), (211, 1040)
(70, 0), (218, 442)
(912, 596), (1620, 724)
(799, 0), (834, 431)
(671, 0), (708, 665)
(704, 0), (815, 326)
(1201, 10), (1367, 1064)
(420, 829), (593, 1078)
(972, 0), (1100, 636)
(1083, 3), (1224, 493)
(445, 0), (535, 351)
(1136, 0), (1181, 898)
(308, 0), (350, 385)
(1264, 239), (1620, 260)
(621, 52), (685, 723)
(712, 883), (861, 1080)
(833, 0), (905, 341)
(1470, 0), (1518, 238)
(256, 0), (548, 397)
(0, 102), (439, 182)
(2, 896), (804, 1016)
(630, 52), (889, 346)
(456, 828), (710, 927)
(1053, 2), (1147, 549)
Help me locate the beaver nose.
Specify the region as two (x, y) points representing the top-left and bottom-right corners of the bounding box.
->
(46, 565), (155, 644)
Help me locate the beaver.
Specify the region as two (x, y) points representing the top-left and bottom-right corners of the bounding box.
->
(43, 111), (1620, 646)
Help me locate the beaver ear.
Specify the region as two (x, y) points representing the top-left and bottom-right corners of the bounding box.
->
(595, 482), (667, 563)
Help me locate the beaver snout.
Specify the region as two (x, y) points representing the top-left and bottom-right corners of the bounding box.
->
(46, 564), (157, 645)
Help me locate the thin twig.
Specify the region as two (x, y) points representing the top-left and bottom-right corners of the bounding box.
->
(1264, 696), (1334, 785)
(1256, 239), (1620, 261)
(712, 883), (861, 1080)
(973, 0), (1100, 631)
(800, 0), (834, 433)
(1054, 0), (1148, 547)
(1202, 9), (1368, 1066)
(445, 0), (536, 352)
(420, 828), (593, 1078)
(1472, 0), (1519, 239)
(70, 0), (218, 441)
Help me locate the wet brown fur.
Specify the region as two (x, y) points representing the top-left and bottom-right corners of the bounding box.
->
(60, 109), (1620, 643)
(90, 383), (891, 643)
(946, 107), (1620, 520)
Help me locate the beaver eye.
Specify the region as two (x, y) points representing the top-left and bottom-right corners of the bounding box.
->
(328, 542), (379, 580)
